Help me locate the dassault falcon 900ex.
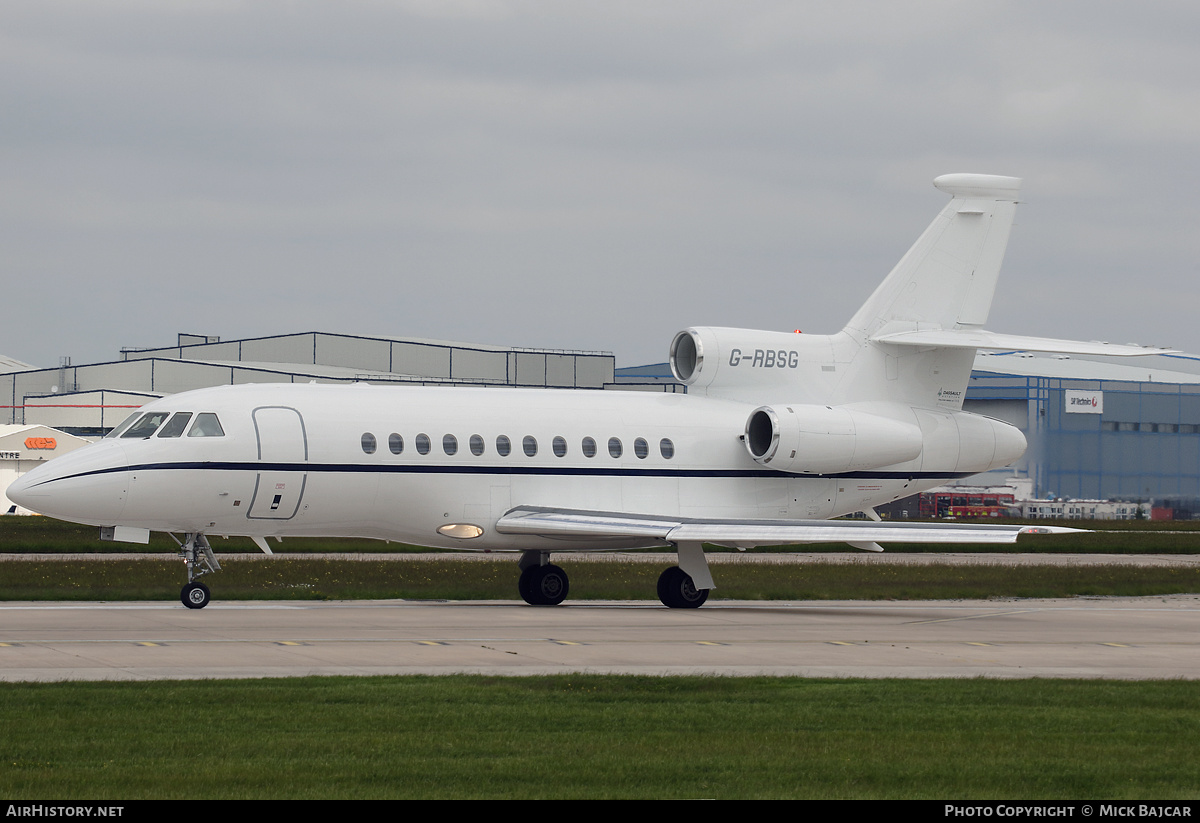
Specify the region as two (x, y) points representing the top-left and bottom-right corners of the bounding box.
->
(8, 174), (1163, 609)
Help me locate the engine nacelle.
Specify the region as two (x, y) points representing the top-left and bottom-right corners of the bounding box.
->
(745, 404), (924, 474)
(670, 326), (834, 392)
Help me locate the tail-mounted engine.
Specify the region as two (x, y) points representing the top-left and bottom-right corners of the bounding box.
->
(670, 326), (835, 393)
(744, 404), (923, 474)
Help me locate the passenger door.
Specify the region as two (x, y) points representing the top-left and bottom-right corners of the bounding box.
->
(247, 406), (308, 520)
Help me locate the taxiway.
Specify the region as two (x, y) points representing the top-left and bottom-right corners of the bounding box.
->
(1, 595), (1197, 682)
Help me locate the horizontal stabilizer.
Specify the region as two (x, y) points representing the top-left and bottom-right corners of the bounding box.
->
(496, 507), (1085, 548)
(871, 329), (1177, 357)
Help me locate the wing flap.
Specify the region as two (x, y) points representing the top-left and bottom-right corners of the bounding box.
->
(496, 507), (1084, 549)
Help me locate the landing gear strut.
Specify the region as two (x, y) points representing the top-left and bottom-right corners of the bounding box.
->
(172, 532), (220, 609)
(657, 565), (709, 609)
(518, 551), (569, 606)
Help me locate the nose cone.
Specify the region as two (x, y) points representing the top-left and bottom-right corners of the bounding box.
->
(5, 470), (36, 510)
(7, 442), (131, 525)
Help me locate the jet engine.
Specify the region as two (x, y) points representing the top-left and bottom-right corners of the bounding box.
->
(670, 326), (835, 393)
(744, 404), (924, 474)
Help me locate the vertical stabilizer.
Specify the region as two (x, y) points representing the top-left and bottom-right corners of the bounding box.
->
(844, 174), (1021, 340)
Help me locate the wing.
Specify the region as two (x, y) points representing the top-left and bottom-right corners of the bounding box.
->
(495, 506), (1083, 551)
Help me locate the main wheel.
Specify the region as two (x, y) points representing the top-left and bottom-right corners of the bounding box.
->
(519, 564), (569, 606)
(518, 565), (539, 605)
(657, 566), (708, 609)
(181, 581), (211, 609)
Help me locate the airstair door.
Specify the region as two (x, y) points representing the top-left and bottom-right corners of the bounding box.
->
(247, 406), (308, 520)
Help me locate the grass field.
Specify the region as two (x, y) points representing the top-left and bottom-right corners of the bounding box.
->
(3, 555), (1200, 602)
(2, 675), (1197, 799)
(5, 514), (1200, 554)
(3, 519), (1198, 800)
(3, 516), (1200, 602)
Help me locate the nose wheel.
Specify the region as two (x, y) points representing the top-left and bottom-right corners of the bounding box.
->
(181, 581), (211, 609)
(171, 532), (220, 609)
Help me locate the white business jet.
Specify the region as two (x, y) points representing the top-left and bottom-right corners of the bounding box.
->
(8, 174), (1161, 609)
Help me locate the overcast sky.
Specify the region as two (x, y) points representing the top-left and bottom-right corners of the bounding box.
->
(3, 1), (1198, 370)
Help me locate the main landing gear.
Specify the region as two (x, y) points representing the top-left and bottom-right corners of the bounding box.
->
(172, 532), (220, 609)
(518, 551), (569, 606)
(515, 545), (714, 608)
(656, 565), (709, 609)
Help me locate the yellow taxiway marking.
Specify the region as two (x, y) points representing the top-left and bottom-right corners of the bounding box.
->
(827, 641), (857, 646)
(415, 640), (448, 646)
(1100, 642), (1131, 647)
(550, 640), (583, 646)
(965, 642), (996, 647)
(276, 641), (306, 646)
(695, 641), (727, 646)
(135, 641), (162, 647)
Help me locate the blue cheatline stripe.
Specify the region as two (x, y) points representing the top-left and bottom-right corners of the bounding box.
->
(31, 460), (978, 487)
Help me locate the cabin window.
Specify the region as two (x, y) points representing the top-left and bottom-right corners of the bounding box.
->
(123, 412), (170, 439)
(104, 413), (141, 439)
(443, 434), (458, 455)
(361, 433), (377, 454)
(608, 437), (622, 458)
(496, 435), (511, 456)
(523, 436), (538, 457)
(470, 434), (485, 456)
(187, 413), (225, 438)
(634, 437), (648, 459)
(582, 437), (597, 458)
(157, 412), (193, 439)
(659, 438), (675, 459)
(552, 436), (567, 458)
(416, 433), (431, 455)
(388, 433), (404, 454)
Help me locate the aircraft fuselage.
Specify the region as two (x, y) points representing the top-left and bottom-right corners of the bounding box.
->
(10, 382), (1013, 552)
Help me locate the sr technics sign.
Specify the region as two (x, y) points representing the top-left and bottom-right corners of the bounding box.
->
(1065, 390), (1103, 414)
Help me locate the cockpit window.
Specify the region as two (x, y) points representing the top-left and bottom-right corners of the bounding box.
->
(187, 413), (225, 438)
(104, 413), (141, 439)
(157, 412), (194, 438)
(122, 412), (170, 439)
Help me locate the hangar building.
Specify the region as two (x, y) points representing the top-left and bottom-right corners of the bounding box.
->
(966, 350), (1200, 507)
(1, 332), (626, 437)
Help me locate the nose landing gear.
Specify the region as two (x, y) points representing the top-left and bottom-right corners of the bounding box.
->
(181, 581), (211, 609)
(172, 532), (220, 609)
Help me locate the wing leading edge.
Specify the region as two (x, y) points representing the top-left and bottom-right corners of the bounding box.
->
(495, 506), (1084, 550)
